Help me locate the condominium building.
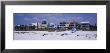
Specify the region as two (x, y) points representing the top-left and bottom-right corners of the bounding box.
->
(80, 21), (90, 31)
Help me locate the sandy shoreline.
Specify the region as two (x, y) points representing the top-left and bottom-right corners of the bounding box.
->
(13, 31), (97, 40)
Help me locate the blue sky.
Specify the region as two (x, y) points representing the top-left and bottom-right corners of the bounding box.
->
(14, 13), (97, 26)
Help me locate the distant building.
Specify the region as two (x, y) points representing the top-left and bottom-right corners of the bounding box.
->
(59, 22), (66, 28)
(48, 23), (57, 28)
(32, 23), (38, 29)
(16, 25), (20, 26)
(65, 23), (69, 29)
(32, 23), (38, 26)
(38, 23), (42, 29)
(65, 23), (69, 27)
(69, 22), (76, 28)
(80, 21), (90, 31)
(41, 20), (48, 29)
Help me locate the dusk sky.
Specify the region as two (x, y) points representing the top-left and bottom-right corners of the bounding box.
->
(14, 13), (97, 26)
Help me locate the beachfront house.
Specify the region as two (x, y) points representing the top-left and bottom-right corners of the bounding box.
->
(80, 21), (90, 31)
(32, 23), (38, 29)
(41, 20), (48, 29)
(37, 23), (42, 29)
(59, 22), (66, 28)
(69, 22), (76, 28)
(48, 23), (57, 29)
(65, 23), (70, 30)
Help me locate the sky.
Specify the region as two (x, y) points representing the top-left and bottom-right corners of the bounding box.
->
(14, 13), (97, 26)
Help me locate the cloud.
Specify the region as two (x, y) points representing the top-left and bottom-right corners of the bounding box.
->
(24, 17), (31, 21)
(32, 17), (38, 20)
(31, 13), (64, 17)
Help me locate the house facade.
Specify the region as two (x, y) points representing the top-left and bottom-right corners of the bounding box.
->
(48, 23), (57, 28)
(80, 21), (90, 31)
(32, 23), (38, 29)
(41, 20), (48, 29)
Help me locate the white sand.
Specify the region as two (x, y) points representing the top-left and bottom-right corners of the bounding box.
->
(13, 31), (97, 40)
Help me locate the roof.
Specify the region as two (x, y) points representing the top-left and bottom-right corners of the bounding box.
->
(80, 21), (89, 23)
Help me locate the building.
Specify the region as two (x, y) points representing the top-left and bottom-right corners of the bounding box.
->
(41, 19), (48, 29)
(32, 23), (38, 29)
(65, 23), (70, 29)
(32, 23), (38, 26)
(48, 23), (57, 28)
(69, 22), (76, 29)
(80, 21), (90, 31)
(59, 22), (66, 28)
(37, 23), (42, 29)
